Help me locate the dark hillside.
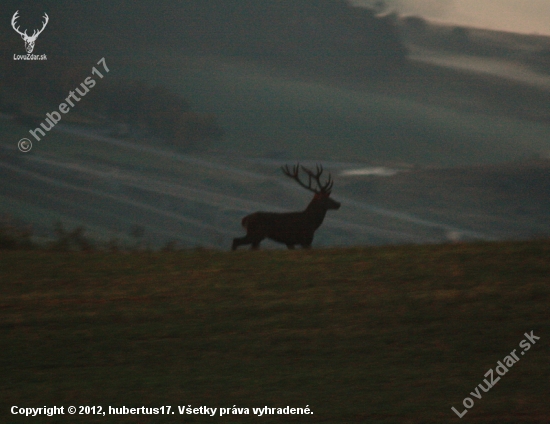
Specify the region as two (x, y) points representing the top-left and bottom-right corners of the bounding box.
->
(342, 159), (550, 241)
(175, 0), (406, 64)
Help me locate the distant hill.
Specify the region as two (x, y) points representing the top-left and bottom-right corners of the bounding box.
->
(343, 159), (550, 242)
(399, 14), (550, 75)
(175, 0), (407, 65)
(1, 0), (406, 67)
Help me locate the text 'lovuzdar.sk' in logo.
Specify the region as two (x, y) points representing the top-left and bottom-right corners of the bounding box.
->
(11, 10), (48, 60)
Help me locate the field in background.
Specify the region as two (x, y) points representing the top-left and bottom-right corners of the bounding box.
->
(2, 115), (550, 249)
(1, 241), (549, 423)
(3, 16), (550, 248)
(111, 49), (550, 166)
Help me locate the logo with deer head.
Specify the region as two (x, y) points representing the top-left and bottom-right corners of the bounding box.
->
(11, 10), (49, 54)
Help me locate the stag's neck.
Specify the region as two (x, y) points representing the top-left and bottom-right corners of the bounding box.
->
(304, 200), (328, 229)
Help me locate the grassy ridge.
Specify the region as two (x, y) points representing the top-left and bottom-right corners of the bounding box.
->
(1, 241), (549, 423)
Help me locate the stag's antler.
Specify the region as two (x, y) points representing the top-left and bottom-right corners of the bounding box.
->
(282, 163), (333, 194)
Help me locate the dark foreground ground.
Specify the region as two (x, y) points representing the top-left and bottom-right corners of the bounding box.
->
(1, 241), (549, 423)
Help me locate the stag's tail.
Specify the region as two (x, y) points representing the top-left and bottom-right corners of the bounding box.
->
(241, 215), (249, 230)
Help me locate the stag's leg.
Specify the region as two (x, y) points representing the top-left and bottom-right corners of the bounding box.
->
(232, 236), (252, 251)
(286, 244), (295, 250)
(300, 235), (313, 249)
(232, 238), (242, 250)
(232, 235), (264, 251)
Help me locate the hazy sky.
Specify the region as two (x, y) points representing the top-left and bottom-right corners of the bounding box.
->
(351, 0), (550, 35)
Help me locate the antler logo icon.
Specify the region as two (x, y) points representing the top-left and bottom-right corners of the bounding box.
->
(11, 10), (49, 54)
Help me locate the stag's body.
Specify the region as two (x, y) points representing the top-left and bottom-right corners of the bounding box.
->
(232, 164), (340, 250)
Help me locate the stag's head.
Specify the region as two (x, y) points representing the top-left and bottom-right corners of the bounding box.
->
(282, 163), (341, 210)
(11, 11), (49, 54)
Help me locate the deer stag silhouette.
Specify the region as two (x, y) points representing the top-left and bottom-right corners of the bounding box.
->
(232, 164), (340, 250)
